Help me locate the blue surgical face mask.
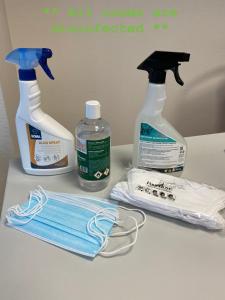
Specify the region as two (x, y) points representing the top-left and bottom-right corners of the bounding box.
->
(5, 186), (146, 258)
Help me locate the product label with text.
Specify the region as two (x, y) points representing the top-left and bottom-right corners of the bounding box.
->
(76, 136), (110, 180)
(26, 124), (68, 169)
(138, 123), (186, 173)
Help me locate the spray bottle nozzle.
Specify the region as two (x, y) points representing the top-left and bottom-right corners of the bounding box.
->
(171, 64), (183, 85)
(5, 48), (55, 81)
(137, 51), (190, 86)
(38, 48), (54, 80)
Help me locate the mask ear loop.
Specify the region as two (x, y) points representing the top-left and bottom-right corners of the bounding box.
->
(90, 207), (146, 254)
(87, 215), (135, 258)
(6, 186), (48, 225)
(94, 207), (146, 257)
(87, 207), (127, 253)
(110, 206), (146, 236)
(87, 207), (146, 257)
(87, 208), (118, 246)
(99, 215), (139, 257)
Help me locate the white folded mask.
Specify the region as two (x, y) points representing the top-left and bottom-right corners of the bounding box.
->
(110, 168), (225, 230)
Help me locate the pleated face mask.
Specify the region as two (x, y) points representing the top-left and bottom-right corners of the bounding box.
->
(5, 186), (146, 258)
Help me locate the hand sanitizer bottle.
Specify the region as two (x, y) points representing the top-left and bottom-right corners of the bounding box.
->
(75, 100), (111, 191)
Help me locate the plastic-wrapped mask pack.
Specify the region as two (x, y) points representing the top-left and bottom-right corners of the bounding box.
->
(111, 168), (225, 230)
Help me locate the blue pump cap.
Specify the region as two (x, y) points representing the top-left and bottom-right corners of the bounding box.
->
(5, 48), (54, 81)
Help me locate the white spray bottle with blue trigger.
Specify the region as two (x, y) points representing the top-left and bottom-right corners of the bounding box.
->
(133, 51), (190, 176)
(6, 48), (75, 175)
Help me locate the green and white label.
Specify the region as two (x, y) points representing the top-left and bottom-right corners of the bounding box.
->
(138, 123), (186, 173)
(76, 136), (110, 180)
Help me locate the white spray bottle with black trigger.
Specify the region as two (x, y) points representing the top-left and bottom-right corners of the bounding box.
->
(6, 48), (75, 175)
(133, 51), (190, 176)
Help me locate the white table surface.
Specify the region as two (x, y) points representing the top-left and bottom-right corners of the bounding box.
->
(1, 133), (225, 300)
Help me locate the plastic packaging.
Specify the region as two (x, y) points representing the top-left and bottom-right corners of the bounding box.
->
(111, 168), (225, 230)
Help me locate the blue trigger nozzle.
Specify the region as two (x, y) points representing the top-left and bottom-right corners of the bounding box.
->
(39, 48), (55, 80)
(5, 48), (55, 81)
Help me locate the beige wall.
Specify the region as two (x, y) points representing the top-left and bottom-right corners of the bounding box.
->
(2, 0), (225, 148)
(0, 0), (18, 148)
(0, 0), (17, 208)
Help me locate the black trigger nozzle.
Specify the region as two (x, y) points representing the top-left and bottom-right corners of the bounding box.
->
(137, 51), (190, 85)
(171, 65), (184, 86)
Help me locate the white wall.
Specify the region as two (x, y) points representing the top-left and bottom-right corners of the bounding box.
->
(0, 86), (13, 209)
(3, 0), (225, 147)
(0, 0), (17, 209)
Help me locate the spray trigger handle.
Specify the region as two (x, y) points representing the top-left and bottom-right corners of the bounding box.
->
(39, 48), (54, 80)
(170, 64), (183, 86)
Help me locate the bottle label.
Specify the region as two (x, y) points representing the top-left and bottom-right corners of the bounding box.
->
(26, 124), (68, 169)
(76, 136), (110, 181)
(138, 123), (186, 173)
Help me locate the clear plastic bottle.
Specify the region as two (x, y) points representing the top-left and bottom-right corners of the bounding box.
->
(75, 100), (111, 191)
(133, 51), (190, 176)
(133, 83), (187, 177)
